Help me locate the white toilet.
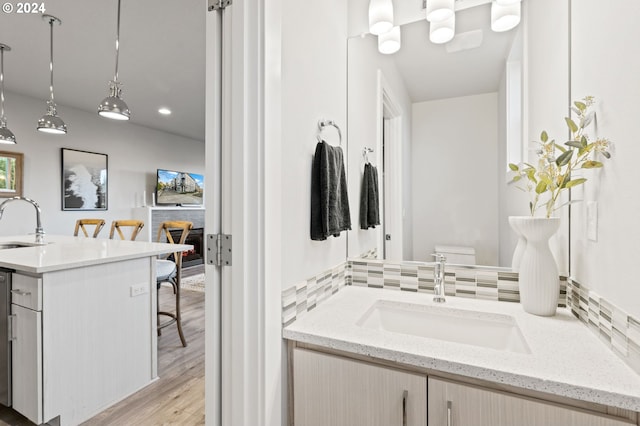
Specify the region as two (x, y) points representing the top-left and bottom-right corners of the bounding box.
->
(434, 245), (476, 265)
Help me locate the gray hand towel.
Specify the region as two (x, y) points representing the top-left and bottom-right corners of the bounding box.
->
(311, 141), (352, 240)
(360, 163), (380, 229)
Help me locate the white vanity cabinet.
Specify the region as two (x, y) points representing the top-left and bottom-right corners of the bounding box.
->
(428, 377), (635, 426)
(292, 348), (427, 426)
(290, 346), (638, 426)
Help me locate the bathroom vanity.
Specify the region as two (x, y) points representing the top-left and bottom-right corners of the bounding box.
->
(284, 287), (640, 426)
(0, 235), (190, 426)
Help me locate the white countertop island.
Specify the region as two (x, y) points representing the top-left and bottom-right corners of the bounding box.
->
(284, 286), (640, 412)
(2, 235), (192, 426)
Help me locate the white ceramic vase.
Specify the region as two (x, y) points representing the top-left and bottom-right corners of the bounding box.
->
(516, 217), (560, 316)
(508, 216), (527, 272)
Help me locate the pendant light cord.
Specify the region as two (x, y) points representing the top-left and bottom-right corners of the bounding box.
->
(48, 18), (55, 104)
(114, 0), (121, 83)
(0, 48), (5, 121)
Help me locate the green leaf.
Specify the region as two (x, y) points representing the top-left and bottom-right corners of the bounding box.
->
(582, 161), (603, 168)
(565, 178), (587, 188)
(565, 117), (579, 133)
(574, 101), (587, 111)
(508, 163), (519, 171)
(554, 143), (567, 153)
(581, 136), (588, 147)
(511, 175), (522, 182)
(540, 131), (548, 142)
(565, 141), (583, 149)
(556, 150), (573, 167)
(535, 181), (548, 194)
(601, 151), (611, 159)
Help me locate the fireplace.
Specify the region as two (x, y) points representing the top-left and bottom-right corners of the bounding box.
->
(170, 227), (205, 268)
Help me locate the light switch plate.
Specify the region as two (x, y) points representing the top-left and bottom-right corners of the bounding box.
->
(587, 201), (598, 241)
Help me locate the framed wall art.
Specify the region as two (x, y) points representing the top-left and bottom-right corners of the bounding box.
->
(61, 148), (108, 210)
(0, 151), (23, 198)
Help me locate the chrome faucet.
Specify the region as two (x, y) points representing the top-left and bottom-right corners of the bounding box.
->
(0, 196), (45, 243)
(431, 253), (446, 303)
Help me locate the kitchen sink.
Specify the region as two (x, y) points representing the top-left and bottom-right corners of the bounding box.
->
(356, 300), (531, 354)
(0, 242), (46, 250)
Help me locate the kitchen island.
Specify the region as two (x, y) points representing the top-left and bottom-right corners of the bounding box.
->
(0, 235), (191, 426)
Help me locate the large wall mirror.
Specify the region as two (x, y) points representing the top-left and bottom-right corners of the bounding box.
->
(0, 151), (23, 198)
(346, 3), (532, 268)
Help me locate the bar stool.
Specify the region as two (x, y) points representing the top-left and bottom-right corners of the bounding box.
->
(109, 220), (145, 241)
(156, 220), (193, 347)
(74, 219), (106, 238)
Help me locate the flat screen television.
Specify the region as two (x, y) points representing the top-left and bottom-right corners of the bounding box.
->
(156, 169), (204, 206)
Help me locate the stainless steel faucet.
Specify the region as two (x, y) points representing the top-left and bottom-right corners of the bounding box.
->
(431, 253), (446, 303)
(0, 196), (45, 243)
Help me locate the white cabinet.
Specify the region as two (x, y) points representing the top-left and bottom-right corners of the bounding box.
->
(10, 304), (42, 424)
(292, 348), (427, 426)
(428, 377), (635, 426)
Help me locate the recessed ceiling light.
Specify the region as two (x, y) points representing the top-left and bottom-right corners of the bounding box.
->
(158, 108), (171, 115)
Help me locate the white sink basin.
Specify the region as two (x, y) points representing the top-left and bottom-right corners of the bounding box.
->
(356, 300), (531, 354)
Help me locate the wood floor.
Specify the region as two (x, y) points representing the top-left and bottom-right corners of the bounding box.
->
(0, 272), (206, 426)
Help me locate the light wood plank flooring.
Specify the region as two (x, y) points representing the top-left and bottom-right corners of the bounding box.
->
(0, 273), (206, 426)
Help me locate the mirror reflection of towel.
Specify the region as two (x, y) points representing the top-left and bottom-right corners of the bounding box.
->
(360, 163), (380, 229)
(310, 141), (352, 240)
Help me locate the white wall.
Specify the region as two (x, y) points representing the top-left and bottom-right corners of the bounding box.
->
(411, 93), (499, 265)
(522, 0), (570, 274)
(0, 91), (204, 238)
(570, 1), (640, 319)
(279, 0), (348, 287)
(346, 34), (413, 259)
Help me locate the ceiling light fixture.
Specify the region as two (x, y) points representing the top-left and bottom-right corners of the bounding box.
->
(37, 15), (67, 135)
(368, 0), (394, 36)
(98, 0), (131, 121)
(158, 107), (171, 115)
(430, 15), (456, 44)
(425, 0), (455, 23)
(491, 1), (521, 32)
(0, 44), (16, 144)
(378, 26), (401, 54)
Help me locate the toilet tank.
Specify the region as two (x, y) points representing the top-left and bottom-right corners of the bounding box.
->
(434, 245), (476, 265)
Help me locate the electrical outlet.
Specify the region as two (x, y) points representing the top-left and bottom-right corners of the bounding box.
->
(130, 283), (149, 297)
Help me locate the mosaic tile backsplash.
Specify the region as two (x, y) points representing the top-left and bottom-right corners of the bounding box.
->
(282, 259), (640, 375)
(567, 278), (640, 375)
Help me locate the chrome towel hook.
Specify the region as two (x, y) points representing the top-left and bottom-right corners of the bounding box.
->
(316, 119), (342, 145)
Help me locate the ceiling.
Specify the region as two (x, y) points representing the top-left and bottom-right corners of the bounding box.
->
(389, 3), (518, 103)
(0, 0), (205, 141)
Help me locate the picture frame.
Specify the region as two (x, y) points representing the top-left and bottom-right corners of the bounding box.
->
(61, 148), (108, 211)
(0, 151), (23, 198)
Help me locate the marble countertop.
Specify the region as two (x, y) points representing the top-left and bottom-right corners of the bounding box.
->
(0, 235), (192, 273)
(283, 286), (640, 411)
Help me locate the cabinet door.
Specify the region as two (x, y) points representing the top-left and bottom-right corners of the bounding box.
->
(293, 348), (427, 426)
(428, 377), (634, 426)
(12, 304), (43, 425)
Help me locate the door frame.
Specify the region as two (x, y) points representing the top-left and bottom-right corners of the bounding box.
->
(376, 70), (404, 260)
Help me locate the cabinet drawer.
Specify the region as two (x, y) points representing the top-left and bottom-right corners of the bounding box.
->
(11, 274), (42, 311)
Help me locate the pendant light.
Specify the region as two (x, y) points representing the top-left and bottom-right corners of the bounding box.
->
(430, 15), (455, 44)
(369, 0), (394, 36)
(98, 0), (131, 120)
(378, 26), (401, 55)
(0, 44), (16, 144)
(426, 0), (454, 23)
(491, 1), (521, 32)
(37, 15), (67, 135)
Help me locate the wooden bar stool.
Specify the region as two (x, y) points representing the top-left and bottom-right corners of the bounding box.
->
(74, 219), (106, 238)
(109, 220), (145, 241)
(156, 220), (193, 347)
